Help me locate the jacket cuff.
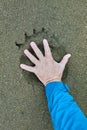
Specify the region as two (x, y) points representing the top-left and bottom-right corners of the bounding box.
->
(45, 81), (70, 98)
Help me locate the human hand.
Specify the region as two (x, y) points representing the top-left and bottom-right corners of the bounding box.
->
(20, 39), (71, 86)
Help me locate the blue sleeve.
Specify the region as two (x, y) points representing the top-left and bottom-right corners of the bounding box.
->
(45, 81), (87, 130)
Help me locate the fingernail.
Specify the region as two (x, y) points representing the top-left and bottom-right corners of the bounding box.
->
(67, 54), (71, 58)
(68, 54), (71, 57)
(30, 41), (35, 46)
(20, 64), (23, 68)
(43, 39), (47, 42)
(24, 49), (28, 54)
(20, 64), (25, 70)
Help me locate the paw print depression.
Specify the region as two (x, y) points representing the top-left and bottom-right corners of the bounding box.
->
(15, 28), (68, 84)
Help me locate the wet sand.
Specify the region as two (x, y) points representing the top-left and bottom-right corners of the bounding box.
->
(0, 0), (87, 130)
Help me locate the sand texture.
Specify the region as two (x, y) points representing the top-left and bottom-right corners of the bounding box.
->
(0, 0), (87, 130)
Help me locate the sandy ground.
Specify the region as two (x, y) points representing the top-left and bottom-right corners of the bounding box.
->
(0, 0), (87, 130)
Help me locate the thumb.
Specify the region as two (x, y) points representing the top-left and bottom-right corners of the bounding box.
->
(60, 54), (71, 67)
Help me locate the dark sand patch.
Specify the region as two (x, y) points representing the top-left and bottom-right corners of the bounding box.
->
(16, 28), (68, 85)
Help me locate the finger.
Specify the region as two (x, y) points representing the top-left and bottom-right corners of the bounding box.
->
(60, 54), (71, 67)
(30, 42), (43, 60)
(24, 49), (39, 64)
(43, 39), (53, 59)
(20, 64), (35, 73)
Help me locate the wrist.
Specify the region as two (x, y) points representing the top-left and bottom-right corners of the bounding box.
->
(44, 79), (61, 86)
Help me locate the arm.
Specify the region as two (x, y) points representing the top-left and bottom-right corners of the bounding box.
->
(45, 81), (87, 130)
(20, 39), (87, 130)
